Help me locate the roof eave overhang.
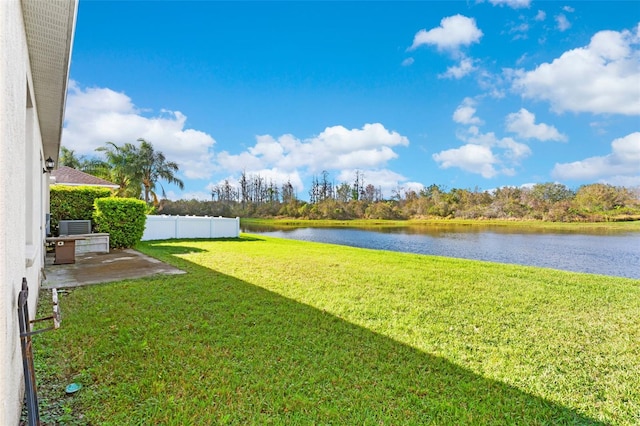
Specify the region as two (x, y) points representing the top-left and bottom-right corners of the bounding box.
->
(21, 0), (78, 163)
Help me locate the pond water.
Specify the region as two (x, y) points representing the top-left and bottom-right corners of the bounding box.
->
(242, 224), (640, 279)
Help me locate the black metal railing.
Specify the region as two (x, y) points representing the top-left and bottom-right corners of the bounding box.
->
(18, 277), (60, 426)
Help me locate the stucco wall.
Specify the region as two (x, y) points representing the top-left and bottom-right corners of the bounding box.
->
(0, 1), (48, 423)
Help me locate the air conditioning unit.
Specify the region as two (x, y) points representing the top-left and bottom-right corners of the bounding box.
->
(59, 220), (91, 235)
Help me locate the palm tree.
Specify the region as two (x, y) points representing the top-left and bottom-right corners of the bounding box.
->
(95, 141), (143, 198)
(136, 139), (184, 205)
(59, 146), (83, 169)
(60, 146), (113, 179)
(95, 139), (184, 204)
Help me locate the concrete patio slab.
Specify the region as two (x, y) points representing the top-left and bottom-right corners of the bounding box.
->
(43, 249), (185, 289)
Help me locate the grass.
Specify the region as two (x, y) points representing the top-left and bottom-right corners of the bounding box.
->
(32, 235), (640, 424)
(241, 217), (640, 233)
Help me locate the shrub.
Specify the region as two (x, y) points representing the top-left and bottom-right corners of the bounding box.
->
(93, 198), (147, 249)
(50, 185), (112, 235)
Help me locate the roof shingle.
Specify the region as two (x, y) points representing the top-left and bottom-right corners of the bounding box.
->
(51, 166), (119, 188)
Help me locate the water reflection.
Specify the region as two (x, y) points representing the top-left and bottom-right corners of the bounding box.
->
(242, 224), (640, 279)
(245, 223), (630, 236)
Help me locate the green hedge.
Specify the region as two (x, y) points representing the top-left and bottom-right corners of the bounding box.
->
(50, 185), (112, 235)
(93, 198), (147, 249)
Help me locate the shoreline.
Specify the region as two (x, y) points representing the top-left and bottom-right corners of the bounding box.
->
(241, 217), (640, 232)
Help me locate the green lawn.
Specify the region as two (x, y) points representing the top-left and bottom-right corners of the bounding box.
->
(34, 235), (640, 425)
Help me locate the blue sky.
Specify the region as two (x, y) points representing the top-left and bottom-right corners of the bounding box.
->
(62, 1), (640, 200)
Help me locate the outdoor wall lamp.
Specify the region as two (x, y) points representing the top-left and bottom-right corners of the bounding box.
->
(43, 157), (55, 174)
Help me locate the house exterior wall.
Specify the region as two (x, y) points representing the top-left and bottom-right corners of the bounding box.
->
(0, 2), (56, 423)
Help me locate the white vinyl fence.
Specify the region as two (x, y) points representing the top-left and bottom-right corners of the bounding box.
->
(141, 215), (240, 241)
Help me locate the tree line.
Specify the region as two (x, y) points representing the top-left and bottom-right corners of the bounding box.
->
(164, 170), (640, 222)
(60, 146), (639, 222)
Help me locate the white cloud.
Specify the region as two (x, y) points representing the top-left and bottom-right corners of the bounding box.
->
(433, 144), (499, 178)
(488, 0), (531, 8)
(409, 15), (483, 52)
(216, 150), (264, 172)
(563, 6), (575, 13)
(602, 175), (640, 188)
(505, 108), (567, 141)
(589, 120), (610, 136)
(211, 124), (413, 198)
(509, 22), (530, 40)
(206, 168), (418, 201)
(256, 169), (305, 191)
(534, 10), (546, 21)
(453, 98), (484, 125)
(496, 136), (532, 163)
(336, 168), (412, 197)
(515, 53), (529, 66)
(463, 128), (532, 163)
(62, 82), (216, 179)
(552, 132), (640, 181)
(512, 24), (640, 115)
(175, 190), (212, 201)
(555, 14), (571, 32)
(440, 57), (476, 79)
(477, 69), (508, 98)
(403, 181), (428, 195)
(216, 123), (410, 187)
(434, 107), (532, 179)
(401, 57), (415, 66)
(209, 169), (306, 197)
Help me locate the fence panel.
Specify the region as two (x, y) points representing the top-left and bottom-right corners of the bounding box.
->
(142, 215), (239, 241)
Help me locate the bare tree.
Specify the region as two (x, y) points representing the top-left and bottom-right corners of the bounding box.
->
(352, 170), (364, 201)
